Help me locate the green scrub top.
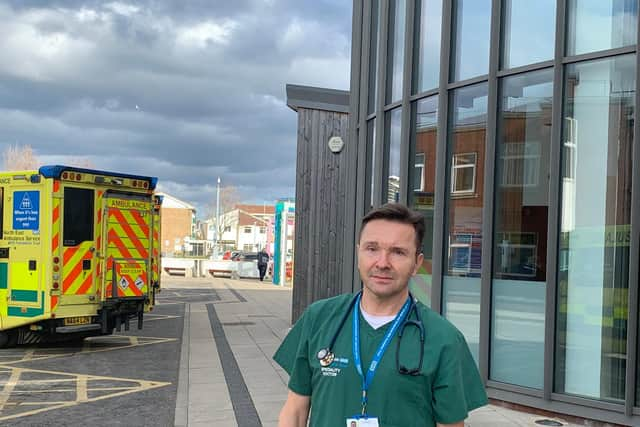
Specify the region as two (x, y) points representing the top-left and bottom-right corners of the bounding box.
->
(273, 293), (488, 427)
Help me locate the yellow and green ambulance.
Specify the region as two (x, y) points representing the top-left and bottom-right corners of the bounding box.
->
(0, 165), (162, 347)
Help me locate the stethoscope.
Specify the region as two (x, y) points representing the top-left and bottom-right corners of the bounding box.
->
(316, 291), (425, 376)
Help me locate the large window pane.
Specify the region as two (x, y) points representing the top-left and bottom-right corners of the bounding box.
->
(387, 0), (407, 103)
(368, 0), (380, 115)
(555, 55), (635, 402)
(567, 0), (638, 56)
(451, 0), (491, 82)
(502, 0), (555, 69)
(409, 96), (438, 306)
(385, 108), (402, 203)
(491, 69), (553, 389)
(415, 0), (442, 93)
(442, 83), (488, 363)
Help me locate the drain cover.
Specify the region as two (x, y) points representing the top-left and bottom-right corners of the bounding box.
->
(535, 420), (564, 426)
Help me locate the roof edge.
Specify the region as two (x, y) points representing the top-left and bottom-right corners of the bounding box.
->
(286, 84), (350, 113)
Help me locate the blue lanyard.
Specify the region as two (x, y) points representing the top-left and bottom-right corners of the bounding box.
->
(352, 293), (411, 415)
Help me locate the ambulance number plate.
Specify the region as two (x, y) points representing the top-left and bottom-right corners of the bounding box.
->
(64, 316), (91, 326)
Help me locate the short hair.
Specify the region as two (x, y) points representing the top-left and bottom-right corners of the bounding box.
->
(359, 203), (425, 252)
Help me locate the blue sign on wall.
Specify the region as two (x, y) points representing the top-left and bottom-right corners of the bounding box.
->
(13, 191), (40, 230)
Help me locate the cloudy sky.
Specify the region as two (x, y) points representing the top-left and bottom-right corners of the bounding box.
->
(0, 0), (352, 217)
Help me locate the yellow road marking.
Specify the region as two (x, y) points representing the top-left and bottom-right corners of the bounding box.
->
(3, 401), (70, 406)
(14, 378), (76, 384)
(1, 336), (176, 365)
(144, 314), (180, 322)
(129, 336), (139, 345)
(77, 375), (88, 402)
(0, 365), (171, 422)
(0, 368), (22, 413)
(155, 300), (184, 305)
(10, 386), (133, 394)
(21, 350), (35, 362)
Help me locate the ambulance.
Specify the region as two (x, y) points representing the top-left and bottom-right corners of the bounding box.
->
(0, 165), (162, 347)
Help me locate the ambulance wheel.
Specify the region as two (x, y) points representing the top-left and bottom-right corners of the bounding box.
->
(0, 329), (18, 348)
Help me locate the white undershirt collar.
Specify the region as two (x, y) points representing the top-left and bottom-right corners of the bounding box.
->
(360, 303), (396, 330)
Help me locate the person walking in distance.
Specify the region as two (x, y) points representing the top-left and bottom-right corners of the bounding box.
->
(274, 203), (487, 427)
(258, 248), (269, 282)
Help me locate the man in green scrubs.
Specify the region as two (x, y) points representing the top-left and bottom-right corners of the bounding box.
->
(274, 203), (487, 427)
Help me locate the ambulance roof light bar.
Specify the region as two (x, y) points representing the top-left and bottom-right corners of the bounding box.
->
(39, 165), (158, 190)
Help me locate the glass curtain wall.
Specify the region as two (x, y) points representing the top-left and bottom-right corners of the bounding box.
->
(409, 96), (438, 306)
(490, 69), (553, 389)
(566, 0), (637, 56)
(357, 0), (640, 420)
(555, 54), (635, 402)
(451, 0), (491, 82)
(414, 0), (442, 92)
(442, 83), (488, 363)
(388, 0), (407, 103)
(501, 0), (555, 69)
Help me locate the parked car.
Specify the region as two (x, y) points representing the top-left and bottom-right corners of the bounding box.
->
(231, 251), (259, 262)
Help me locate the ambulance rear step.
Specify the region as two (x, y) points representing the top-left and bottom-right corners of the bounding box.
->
(99, 296), (147, 334)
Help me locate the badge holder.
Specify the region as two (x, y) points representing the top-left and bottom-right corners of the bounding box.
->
(346, 416), (379, 427)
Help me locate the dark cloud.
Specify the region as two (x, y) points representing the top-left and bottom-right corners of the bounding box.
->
(0, 0), (352, 216)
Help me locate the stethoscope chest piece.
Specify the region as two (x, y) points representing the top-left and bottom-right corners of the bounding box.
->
(317, 348), (335, 367)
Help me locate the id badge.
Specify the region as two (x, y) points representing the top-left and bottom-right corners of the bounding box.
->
(346, 417), (380, 427)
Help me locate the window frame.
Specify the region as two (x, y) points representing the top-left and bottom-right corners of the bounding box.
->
(451, 152), (478, 194)
(499, 141), (542, 188)
(414, 152), (426, 191)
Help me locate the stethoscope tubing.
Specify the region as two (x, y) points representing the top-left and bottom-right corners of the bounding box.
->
(318, 291), (425, 375)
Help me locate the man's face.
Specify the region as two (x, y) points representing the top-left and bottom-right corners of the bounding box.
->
(357, 219), (423, 300)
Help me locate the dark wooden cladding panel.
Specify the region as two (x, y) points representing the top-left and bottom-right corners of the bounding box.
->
(292, 109), (309, 322)
(291, 107), (350, 323)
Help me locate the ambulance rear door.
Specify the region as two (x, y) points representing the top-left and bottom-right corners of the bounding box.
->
(102, 193), (153, 302)
(58, 185), (99, 309)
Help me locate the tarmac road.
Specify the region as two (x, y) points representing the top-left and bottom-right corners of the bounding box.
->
(0, 291), (189, 426)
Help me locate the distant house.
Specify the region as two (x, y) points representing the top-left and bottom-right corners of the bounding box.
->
(214, 204), (275, 253)
(157, 192), (196, 256)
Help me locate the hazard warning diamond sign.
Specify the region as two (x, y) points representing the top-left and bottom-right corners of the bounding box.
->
(118, 277), (129, 290)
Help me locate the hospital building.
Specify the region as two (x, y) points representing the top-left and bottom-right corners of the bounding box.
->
(290, 1), (640, 425)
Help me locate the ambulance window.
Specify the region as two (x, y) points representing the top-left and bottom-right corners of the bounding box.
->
(63, 187), (94, 246)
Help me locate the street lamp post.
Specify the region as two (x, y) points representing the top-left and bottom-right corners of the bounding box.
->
(253, 221), (257, 252)
(215, 177), (220, 258)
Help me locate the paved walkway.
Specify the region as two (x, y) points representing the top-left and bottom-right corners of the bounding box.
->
(169, 276), (581, 427)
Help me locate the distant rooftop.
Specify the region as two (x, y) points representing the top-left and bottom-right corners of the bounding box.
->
(235, 204), (275, 214)
(157, 192), (196, 211)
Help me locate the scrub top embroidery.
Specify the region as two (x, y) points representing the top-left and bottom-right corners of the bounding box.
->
(273, 294), (488, 427)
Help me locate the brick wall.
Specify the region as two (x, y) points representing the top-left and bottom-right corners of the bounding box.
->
(161, 207), (193, 255)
